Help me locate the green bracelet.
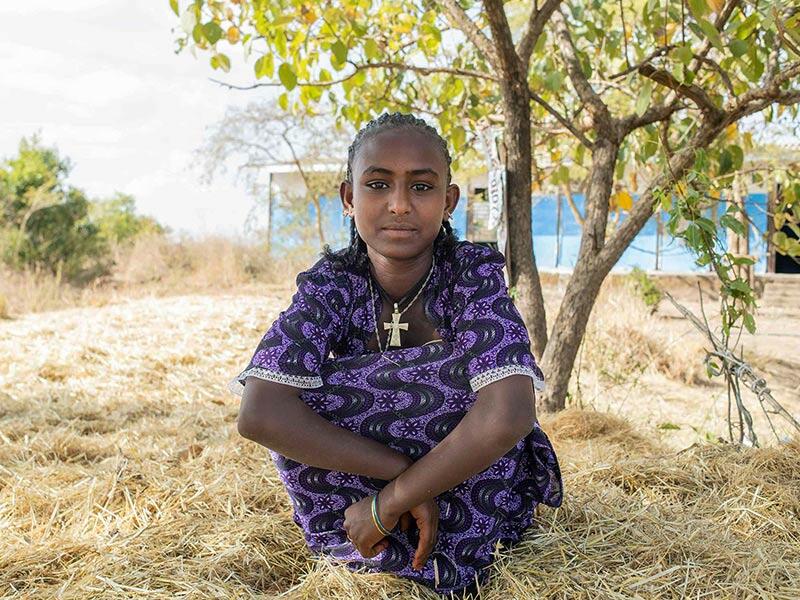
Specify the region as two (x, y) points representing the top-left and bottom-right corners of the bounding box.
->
(371, 494), (392, 536)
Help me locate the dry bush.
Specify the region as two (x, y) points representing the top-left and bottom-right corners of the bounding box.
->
(0, 266), (86, 315)
(579, 279), (709, 386)
(0, 234), (315, 317)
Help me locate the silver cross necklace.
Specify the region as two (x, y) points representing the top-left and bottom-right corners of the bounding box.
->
(367, 255), (436, 351)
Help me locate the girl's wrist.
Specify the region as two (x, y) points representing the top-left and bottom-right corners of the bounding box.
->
(376, 485), (402, 530)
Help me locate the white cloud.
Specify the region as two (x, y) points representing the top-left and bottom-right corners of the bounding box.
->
(0, 0), (266, 239)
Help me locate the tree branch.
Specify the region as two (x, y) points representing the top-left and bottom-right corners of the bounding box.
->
(602, 58), (800, 272)
(600, 117), (727, 271)
(693, 54), (736, 96)
(529, 89), (593, 147)
(516, 0), (562, 67)
(483, 0), (523, 78)
(209, 61), (497, 91)
(638, 64), (725, 122)
(689, 0), (742, 77)
(609, 45), (674, 80)
(435, 0), (500, 69)
(619, 98), (685, 134)
(551, 9), (615, 136)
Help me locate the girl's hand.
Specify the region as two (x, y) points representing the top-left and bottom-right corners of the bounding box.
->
(406, 498), (439, 571)
(344, 493), (439, 571)
(343, 493), (401, 559)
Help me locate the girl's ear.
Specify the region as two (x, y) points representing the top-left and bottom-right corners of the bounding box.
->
(340, 181), (354, 212)
(445, 183), (460, 217)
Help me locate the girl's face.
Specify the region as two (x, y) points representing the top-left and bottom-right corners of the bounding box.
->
(340, 128), (460, 262)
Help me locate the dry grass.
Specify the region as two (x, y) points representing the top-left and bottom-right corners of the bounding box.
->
(2, 285), (799, 598)
(0, 234), (316, 317)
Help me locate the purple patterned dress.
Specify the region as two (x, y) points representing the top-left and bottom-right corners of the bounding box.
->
(228, 240), (563, 595)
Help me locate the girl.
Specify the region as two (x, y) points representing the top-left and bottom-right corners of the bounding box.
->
(230, 113), (563, 598)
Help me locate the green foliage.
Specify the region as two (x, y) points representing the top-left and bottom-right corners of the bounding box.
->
(89, 192), (166, 246)
(655, 173), (757, 339)
(0, 135), (164, 284)
(627, 266), (663, 310)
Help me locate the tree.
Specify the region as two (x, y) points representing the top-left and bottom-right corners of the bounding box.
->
(90, 192), (166, 246)
(198, 103), (349, 251)
(1, 136), (166, 283)
(0, 135), (109, 282)
(172, 0), (800, 412)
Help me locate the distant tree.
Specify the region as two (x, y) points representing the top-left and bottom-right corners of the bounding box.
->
(173, 0), (800, 412)
(90, 192), (166, 246)
(199, 103), (349, 252)
(0, 135), (107, 282)
(1, 135), (165, 283)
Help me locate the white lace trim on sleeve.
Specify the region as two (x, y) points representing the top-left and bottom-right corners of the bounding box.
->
(469, 364), (546, 393)
(227, 367), (323, 397)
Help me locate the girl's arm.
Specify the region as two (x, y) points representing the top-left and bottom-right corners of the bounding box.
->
(376, 374), (537, 522)
(237, 377), (412, 480)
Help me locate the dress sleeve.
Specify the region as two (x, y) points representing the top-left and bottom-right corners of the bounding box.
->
(227, 260), (347, 397)
(451, 246), (545, 393)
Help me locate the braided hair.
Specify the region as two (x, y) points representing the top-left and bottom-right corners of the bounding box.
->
(323, 112), (459, 273)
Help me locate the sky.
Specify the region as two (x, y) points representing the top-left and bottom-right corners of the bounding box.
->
(0, 0), (274, 239)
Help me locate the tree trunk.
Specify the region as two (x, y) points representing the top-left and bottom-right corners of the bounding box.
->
(539, 138), (618, 412)
(538, 118), (728, 412)
(504, 88), (548, 360)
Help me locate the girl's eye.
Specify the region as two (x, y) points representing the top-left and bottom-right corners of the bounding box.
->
(366, 181), (389, 190)
(412, 183), (433, 192)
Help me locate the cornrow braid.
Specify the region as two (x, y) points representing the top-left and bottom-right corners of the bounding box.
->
(322, 112), (458, 273)
(345, 112), (452, 185)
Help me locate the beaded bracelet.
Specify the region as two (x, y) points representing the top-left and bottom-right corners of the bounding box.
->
(371, 494), (392, 536)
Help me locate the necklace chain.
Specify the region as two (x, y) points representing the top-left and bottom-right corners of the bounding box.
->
(368, 255), (435, 352)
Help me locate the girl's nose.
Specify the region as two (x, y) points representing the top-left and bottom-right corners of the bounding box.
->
(388, 189), (411, 215)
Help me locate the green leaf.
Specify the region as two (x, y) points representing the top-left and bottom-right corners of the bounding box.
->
(698, 18), (724, 51)
(210, 53), (230, 72)
(696, 217), (716, 235)
(674, 44), (693, 65)
(451, 126), (466, 149)
(192, 23), (204, 44)
(728, 145), (743, 171)
(743, 312), (756, 334)
(169, 0), (179, 17)
(364, 39), (380, 61)
(657, 422), (681, 430)
(278, 92), (289, 111)
(728, 280), (751, 293)
(684, 223), (701, 247)
(332, 40), (347, 64)
(278, 62), (297, 90)
(720, 214), (746, 237)
(203, 21), (223, 45)
(254, 53), (274, 79)
(729, 38), (748, 58)
(635, 80), (653, 117)
(274, 31), (287, 58)
(718, 149), (733, 174)
(687, 0), (708, 18)
(735, 13), (760, 39)
(544, 71), (564, 92)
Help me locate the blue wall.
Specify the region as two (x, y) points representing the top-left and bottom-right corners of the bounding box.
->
(531, 192), (768, 273)
(270, 193), (767, 273)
